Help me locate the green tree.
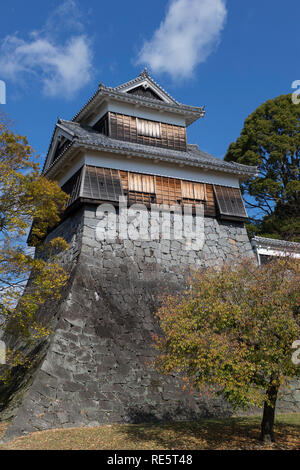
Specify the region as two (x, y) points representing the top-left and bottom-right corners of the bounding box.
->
(224, 94), (300, 241)
(154, 258), (300, 443)
(0, 116), (69, 374)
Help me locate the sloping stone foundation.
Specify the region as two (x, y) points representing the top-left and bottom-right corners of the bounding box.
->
(1, 204), (298, 441)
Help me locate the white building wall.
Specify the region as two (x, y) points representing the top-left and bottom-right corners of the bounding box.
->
(58, 150), (241, 188)
(89, 101), (187, 127)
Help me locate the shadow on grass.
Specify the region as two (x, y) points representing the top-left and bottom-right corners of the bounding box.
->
(119, 417), (258, 450)
(118, 415), (300, 450)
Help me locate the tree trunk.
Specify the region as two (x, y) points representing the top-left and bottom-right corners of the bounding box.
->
(260, 379), (279, 443)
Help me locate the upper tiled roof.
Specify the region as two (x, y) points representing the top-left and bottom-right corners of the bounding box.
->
(44, 119), (258, 180)
(71, 70), (205, 126)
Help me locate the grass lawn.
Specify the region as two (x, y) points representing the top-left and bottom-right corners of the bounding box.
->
(0, 414), (299, 450)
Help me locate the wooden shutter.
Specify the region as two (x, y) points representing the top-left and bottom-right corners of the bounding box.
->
(181, 181), (194, 199)
(213, 185), (248, 220)
(137, 118), (161, 138)
(193, 183), (206, 200)
(204, 184), (216, 217)
(181, 181), (206, 200)
(128, 173), (155, 193)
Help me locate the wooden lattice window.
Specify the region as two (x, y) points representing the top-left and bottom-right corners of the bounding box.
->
(109, 112), (186, 151)
(213, 185), (248, 220)
(155, 176), (182, 206)
(60, 166), (247, 222)
(82, 167), (124, 202)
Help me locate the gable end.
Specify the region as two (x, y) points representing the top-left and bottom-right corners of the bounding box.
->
(127, 85), (163, 101)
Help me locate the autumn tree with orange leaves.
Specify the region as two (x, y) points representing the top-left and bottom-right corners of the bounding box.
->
(0, 116), (69, 376)
(154, 257), (300, 443)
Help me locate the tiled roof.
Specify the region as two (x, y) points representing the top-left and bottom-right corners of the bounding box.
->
(252, 236), (300, 251)
(71, 71), (205, 125)
(44, 119), (258, 179)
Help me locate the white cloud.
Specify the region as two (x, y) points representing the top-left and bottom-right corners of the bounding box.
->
(137, 0), (227, 79)
(0, 0), (93, 98)
(43, 0), (86, 36)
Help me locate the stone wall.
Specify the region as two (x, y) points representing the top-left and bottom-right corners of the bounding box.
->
(80, 204), (254, 272)
(1, 204), (299, 441)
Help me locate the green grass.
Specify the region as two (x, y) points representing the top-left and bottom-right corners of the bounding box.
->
(0, 414), (299, 450)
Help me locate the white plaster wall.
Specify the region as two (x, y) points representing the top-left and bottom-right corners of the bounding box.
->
(89, 101), (187, 127)
(58, 150), (241, 188)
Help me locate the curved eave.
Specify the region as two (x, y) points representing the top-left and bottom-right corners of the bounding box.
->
(72, 87), (205, 126)
(44, 140), (258, 182)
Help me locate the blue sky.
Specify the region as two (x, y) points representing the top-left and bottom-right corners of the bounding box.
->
(0, 0), (300, 167)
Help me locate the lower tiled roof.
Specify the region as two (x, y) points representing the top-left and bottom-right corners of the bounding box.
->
(44, 119), (258, 179)
(252, 236), (300, 251)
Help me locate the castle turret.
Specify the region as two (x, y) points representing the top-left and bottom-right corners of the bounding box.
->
(2, 71), (261, 441)
(42, 69), (256, 227)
